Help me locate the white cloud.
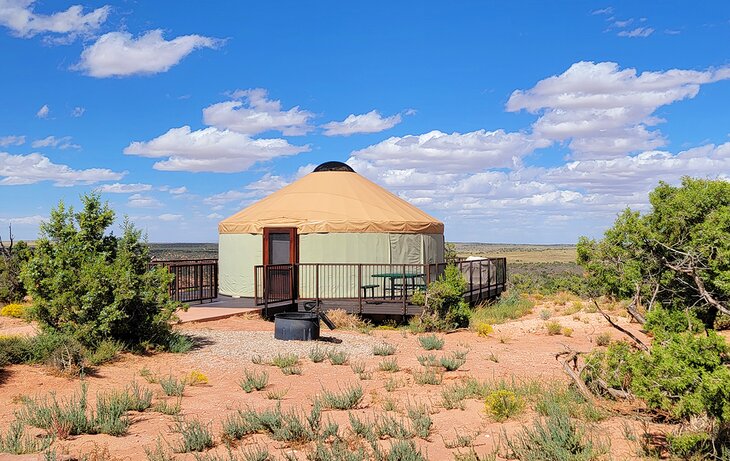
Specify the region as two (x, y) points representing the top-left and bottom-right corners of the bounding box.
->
(77, 29), (220, 78)
(127, 194), (162, 208)
(124, 126), (309, 173)
(203, 190), (254, 206)
(295, 163), (316, 178)
(0, 0), (109, 38)
(618, 26), (654, 38)
(202, 169), (310, 209)
(206, 213), (223, 219)
(0, 152), (123, 185)
(0, 135), (24, 146)
(168, 186), (187, 194)
(158, 213), (182, 222)
(72, 106), (85, 117)
(591, 7), (613, 15)
(31, 135), (79, 149)
(613, 19), (633, 28)
(349, 142), (730, 242)
(244, 173), (290, 191)
(349, 129), (548, 174)
(322, 110), (404, 136)
(36, 104), (49, 118)
(203, 88), (314, 136)
(0, 214), (44, 225)
(542, 142), (730, 196)
(97, 183), (152, 193)
(507, 61), (730, 159)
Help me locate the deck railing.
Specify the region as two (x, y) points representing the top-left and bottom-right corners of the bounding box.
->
(150, 259), (218, 303)
(254, 258), (507, 313)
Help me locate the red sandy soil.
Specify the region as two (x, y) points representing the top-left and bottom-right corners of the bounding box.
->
(0, 303), (682, 460)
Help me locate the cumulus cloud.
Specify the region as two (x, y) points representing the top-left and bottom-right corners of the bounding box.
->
(349, 129), (548, 173)
(0, 0), (109, 38)
(72, 106), (85, 117)
(0, 135), (25, 146)
(345, 63), (730, 241)
(97, 183), (152, 193)
(168, 186), (187, 194)
(76, 29), (220, 78)
(0, 152), (123, 185)
(36, 104), (49, 118)
(542, 142), (730, 195)
(158, 213), (182, 221)
(203, 190), (255, 206)
(322, 110), (404, 136)
(203, 88), (314, 136)
(349, 141), (730, 242)
(124, 126), (309, 173)
(0, 214), (44, 225)
(506, 61), (730, 159)
(202, 168), (315, 210)
(31, 135), (79, 149)
(127, 193), (162, 208)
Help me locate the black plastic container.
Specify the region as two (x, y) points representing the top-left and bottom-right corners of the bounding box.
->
(274, 312), (320, 341)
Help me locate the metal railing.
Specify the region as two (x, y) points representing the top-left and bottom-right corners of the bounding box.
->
(254, 259), (507, 313)
(151, 259), (218, 303)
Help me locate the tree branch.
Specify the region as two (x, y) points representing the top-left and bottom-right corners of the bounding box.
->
(595, 378), (633, 400)
(592, 299), (650, 352)
(0, 224), (13, 259)
(555, 350), (596, 404)
(665, 262), (730, 317)
(626, 283), (647, 325)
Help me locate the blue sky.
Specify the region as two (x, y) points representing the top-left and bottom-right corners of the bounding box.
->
(1, 1), (729, 244)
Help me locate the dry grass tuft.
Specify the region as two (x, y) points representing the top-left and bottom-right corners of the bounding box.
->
(325, 309), (372, 332)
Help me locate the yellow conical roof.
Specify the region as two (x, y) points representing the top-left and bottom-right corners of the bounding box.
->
(218, 169), (443, 235)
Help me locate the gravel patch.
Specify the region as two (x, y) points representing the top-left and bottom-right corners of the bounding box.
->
(183, 329), (381, 365)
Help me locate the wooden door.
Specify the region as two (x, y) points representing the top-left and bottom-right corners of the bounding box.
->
(263, 228), (298, 301)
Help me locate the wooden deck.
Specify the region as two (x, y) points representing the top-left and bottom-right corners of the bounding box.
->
(255, 259), (507, 316)
(161, 258), (507, 318)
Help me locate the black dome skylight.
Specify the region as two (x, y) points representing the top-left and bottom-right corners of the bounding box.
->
(313, 161), (355, 172)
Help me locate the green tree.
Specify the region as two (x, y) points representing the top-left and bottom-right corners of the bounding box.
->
(578, 177), (730, 327)
(444, 242), (458, 265)
(21, 193), (179, 347)
(412, 265), (471, 330)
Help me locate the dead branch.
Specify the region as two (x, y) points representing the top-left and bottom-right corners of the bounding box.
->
(0, 224), (13, 259)
(647, 282), (660, 312)
(665, 262), (730, 317)
(626, 284), (647, 325)
(627, 303), (646, 325)
(592, 299), (650, 352)
(555, 350), (596, 404)
(595, 378), (633, 400)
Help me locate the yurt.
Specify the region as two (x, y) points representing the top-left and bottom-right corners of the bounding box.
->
(218, 161), (445, 298)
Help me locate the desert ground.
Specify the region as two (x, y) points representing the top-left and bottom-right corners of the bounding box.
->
(0, 297), (665, 461)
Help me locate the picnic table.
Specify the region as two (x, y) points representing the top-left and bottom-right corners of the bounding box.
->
(372, 272), (426, 299)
